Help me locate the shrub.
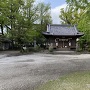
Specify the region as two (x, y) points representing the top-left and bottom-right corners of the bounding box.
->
(49, 45), (53, 52)
(87, 45), (90, 52)
(34, 46), (40, 52)
(76, 48), (83, 52)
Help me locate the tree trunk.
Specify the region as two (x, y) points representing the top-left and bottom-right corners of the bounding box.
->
(1, 24), (4, 35)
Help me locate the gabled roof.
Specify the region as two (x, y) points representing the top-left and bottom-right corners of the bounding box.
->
(43, 24), (83, 37)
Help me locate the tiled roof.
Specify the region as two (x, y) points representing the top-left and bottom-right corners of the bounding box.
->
(43, 24), (83, 36)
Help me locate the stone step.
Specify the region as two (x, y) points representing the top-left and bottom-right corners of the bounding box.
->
(55, 48), (70, 51)
(53, 50), (76, 54)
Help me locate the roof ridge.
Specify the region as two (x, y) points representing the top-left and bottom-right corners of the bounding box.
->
(49, 24), (74, 27)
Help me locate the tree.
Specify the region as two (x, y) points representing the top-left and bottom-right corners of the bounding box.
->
(6, 0), (25, 48)
(0, 0), (37, 45)
(0, 0), (52, 49)
(20, 0), (39, 44)
(34, 2), (52, 44)
(59, 6), (85, 25)
(36, 2), (52, 30)
(0, 0), (9, 35)
(66, 0), (89, 9)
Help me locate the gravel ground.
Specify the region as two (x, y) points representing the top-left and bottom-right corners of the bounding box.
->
(0, 51), (90, 90)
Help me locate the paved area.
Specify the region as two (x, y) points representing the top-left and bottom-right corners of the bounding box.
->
(0, 52), (90, 90)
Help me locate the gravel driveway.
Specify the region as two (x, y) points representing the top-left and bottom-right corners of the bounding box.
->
(0, 52), (90, 90)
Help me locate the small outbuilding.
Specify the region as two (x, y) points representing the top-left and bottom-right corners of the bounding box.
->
(0, 35), (11, 50)
(43, 24), (83, 50)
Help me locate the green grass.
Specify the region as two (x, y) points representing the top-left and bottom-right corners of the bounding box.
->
(36, 71), (90, 90)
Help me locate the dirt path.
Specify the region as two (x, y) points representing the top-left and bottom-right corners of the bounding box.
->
(0, 52), (90, 90)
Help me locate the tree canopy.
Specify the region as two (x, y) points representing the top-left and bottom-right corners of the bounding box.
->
(0, 0), (52, 48)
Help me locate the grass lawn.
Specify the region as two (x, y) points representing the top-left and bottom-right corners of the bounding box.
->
(36, 71), (90, 90)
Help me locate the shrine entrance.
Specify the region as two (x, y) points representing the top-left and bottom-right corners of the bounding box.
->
(55, 38), (70, 48)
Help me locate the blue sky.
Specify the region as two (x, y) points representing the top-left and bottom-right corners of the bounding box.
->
(44, 0), (66, 8)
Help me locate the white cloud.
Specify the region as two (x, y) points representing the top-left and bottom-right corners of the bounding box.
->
(51, 4), (67, 24)
(35, 0), (44, 4)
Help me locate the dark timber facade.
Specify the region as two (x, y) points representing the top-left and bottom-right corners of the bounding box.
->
(43, 24), (83, 50)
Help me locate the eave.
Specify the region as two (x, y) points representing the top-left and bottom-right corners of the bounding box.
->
(42, 32), (84, 38)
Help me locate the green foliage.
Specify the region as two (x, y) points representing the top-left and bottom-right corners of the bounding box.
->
(0, 0), (52, 48)
(49, 45), (53, 52)
(59, 6), (85, 25)
(36, 2), (52, 29)
(66, 0), (89, 9)
(76, 48), (83, 52)
(34, 46), (41, 52)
